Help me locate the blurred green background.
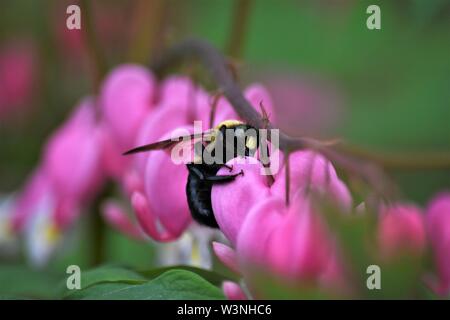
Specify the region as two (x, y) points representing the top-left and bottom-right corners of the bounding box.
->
(0, 0), (449, 277)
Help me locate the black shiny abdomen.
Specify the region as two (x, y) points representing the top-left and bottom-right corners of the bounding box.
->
(186, 168), (219, 228)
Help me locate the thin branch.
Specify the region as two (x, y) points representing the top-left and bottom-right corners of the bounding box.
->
(150, 38), (450, 198)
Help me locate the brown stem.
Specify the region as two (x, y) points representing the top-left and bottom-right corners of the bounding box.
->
(226, 0), (253, 59)
(128, 0), (168, 64)
(80, 0), (107, 93)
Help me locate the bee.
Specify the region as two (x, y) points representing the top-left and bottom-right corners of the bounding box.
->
(123, 120), (260, 228)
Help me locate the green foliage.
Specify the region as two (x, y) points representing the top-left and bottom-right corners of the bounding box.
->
(0, 265), (62, 299)
(65, 269), (225, 300)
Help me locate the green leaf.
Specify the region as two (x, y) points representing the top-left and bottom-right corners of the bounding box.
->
(0, 265), (62, 299)
(138, 265), (236, 287)
(61, 264), (147, 297)
(66, 269), (225, 300)
(78, 264), (147, 288)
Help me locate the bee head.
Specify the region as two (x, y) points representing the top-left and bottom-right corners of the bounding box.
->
(210, 120), (259, 160)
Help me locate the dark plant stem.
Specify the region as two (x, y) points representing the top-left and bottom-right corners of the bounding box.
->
(90, 203), (105, 266)
(80, 0), (107, 92)
(226, 0), (253, 59)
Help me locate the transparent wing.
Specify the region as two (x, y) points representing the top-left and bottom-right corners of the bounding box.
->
(122, 130), (215, 155)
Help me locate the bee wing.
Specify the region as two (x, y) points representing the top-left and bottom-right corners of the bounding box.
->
(122, 130), (215, 155)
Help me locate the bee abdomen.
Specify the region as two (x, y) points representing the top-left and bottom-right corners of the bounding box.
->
(186, 174), (219, 228)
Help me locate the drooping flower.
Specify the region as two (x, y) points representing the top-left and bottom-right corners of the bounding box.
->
(377, 204), (426, 260)
(236, 193), (346, 295)
(211, 150), (352, 246)
(222, 281), (247, 300)
(43, 97), (104, 228)
(0, 40), (37, 119)
(8, 98), (104, 266)
(99, 64), (156, 178)
(425, 192), (450, 296)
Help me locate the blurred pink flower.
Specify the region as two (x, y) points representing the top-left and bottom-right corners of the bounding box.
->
(259, 72), (344, 138)
(211, 150), (351, 245)
(42, 97), (104, 228)
(11, 169), (50, 232)
(100, 65), (156, 178)
(236, 194), (344, 293)
(0, 40), (37, 119)
(377, 204), (426, 260)
(426, 192), (450, 296)
(212, 241), (240, 274)
(212, 158), (271, 245)
(271, 150), (352, 211)
(101, 200), (144, 241)
(222, 281), (247, 300)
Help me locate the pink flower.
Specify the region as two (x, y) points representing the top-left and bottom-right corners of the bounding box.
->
(211, 158), (271, 245)
(42, 97), (104, 228)
(377, 204), (426, 260)
(211, 150), (351, 245)
(0, 40), (37, 119)
(271, 150), (352, 211)
(426, 192), (450, 296)
(236, 193), (344, 292)
(259, 73), (344, 137)
(11, 169), (50, 232)
(101, 200), (144, 241)
(222, 281), (247, 300)
(212, 241), (240, 274)
(100, 65), (156, 178)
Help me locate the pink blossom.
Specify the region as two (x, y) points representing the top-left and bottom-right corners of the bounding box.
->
(271, 150), (352, 211)
(259, 73), (344, 137)
(99, 65), (156, 178)
(42, 98), (104, 228)
(101, 200), (144, 240)
(11, 169), (50, 232)
(211, 151), (351, 245)
(212, 242), (240, 274)
(426, 192), (450, 296)
(222, 281), (247, 300)
(377, 204), (426, 260)
(0, 40), (37, 119)
(211, 158), (271, 245)
(236, 193), (344, 291)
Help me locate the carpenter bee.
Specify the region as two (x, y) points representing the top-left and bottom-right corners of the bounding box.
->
(123, 120), (260, 228)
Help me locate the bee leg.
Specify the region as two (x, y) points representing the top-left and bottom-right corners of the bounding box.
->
(220, 164), (233, 171)
(203, 169), (244, 183)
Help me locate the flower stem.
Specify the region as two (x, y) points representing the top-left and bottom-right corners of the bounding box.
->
(80, 0), (107, 93)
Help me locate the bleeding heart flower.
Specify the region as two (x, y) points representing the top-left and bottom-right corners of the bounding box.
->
(43, 98), (104, 228)
(222, 281), (247, 300)
(211, 158), (271, 245)
(426, 192), (450, 296)
(0, 40), (37, 119)
(377, 203), (426, 260)
(271, 150), (352, 211)
(99, 65), (156, 178)
(236, 193), (345, 293)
